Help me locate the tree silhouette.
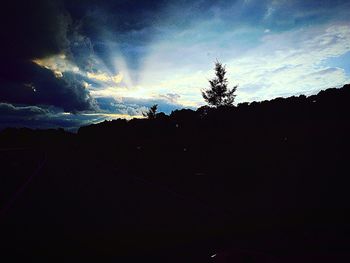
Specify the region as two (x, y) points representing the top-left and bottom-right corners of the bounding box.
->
(143, 104), (158, 119)
(202, 61), (237, 107)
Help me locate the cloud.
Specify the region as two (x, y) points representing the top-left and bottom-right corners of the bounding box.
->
(227, 22), (350, 101)
(0, 61), (97, 112)
(0, 103), (105, 131)
(96, 95), (186, 116)
(0, 0), (70, 61)
(0, 103), (49, 117)
(33, 54), (80, 78)
(87, 72), (123, 85)
(64, 0), (168, 74)
(68, 28), (97, 73)
(261, 0), (350, 30)
(0, 0), (97, 113)
(159, 93), (181, 103)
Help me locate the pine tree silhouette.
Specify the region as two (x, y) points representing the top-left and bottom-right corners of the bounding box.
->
(202, 61), (237, 107)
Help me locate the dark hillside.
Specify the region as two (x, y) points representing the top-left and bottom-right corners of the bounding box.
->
(1, 84), (350, 262)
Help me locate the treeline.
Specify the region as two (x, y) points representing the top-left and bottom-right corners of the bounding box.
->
(1, 84), (349, 149)
(78, 84), (350, 139)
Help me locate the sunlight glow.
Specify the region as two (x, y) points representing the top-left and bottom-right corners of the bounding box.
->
(81, 112), (143, 120)
(87, 72), (123, 84)
(33, 54), (79, 78)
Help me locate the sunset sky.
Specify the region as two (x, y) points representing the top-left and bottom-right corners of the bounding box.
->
(1, 0), (350, 130)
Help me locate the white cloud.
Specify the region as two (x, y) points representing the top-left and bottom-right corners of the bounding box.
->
(227, 22), (350, 102)
(87, 71), (123, 84)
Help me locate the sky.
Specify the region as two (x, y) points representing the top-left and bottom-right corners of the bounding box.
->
(0, 0), (349, 130)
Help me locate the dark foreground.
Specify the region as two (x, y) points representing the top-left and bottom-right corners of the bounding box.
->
(1, 86), (350, 262)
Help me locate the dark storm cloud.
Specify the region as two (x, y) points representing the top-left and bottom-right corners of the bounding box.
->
(64, 0), (166, 33)
(63, 0), (168, 74)
(0, 61), (96, 112)
(0, 0), (97, 112)
(68, 29), (96, 73)
(0, 1), (70, 61)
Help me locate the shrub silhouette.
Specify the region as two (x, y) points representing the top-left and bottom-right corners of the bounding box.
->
(202, 61), (237, 107)
(143, 104), (158, 119)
